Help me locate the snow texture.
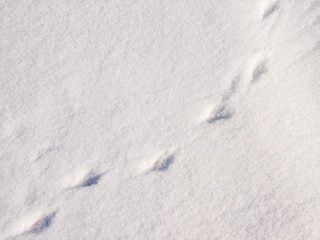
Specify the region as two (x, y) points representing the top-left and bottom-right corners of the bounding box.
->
(1, 0), (320, 239)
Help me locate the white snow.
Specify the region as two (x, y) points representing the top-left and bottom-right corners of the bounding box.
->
(1, 0), (320, 239)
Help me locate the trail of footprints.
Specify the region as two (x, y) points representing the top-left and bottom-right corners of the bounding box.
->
(205, 54), (268, 124)
(5, 168), (105, 238)
(6, 2), (277, 239)
(205, 3), (272, 125)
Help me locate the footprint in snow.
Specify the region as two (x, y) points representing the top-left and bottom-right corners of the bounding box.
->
(206, 105), (233, 124)
(204, 75), (238, 125)
(140, 152), (175, 174)
(262, 1), (279, 19)
(222, 76), (240, 102)
(251, 60), (267, 83)
(63, 169), (104, 189)
(150, 153), (174, 172)
(28, 212), (57, 234)
(5, 211), (58, 238)
(79, 173), (102, 187)
(34, 145), (60, 161)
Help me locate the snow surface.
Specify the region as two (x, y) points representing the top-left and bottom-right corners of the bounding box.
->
(1, 0), (320, 239)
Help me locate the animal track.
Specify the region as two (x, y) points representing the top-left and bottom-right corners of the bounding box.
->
(140, 152), (175, 173)
(204, 75), (238, 125)
(222, 76), (240, 102)
(79, 173), (102, 187)
(204, 55), (267, 124)
(35, 145), (60, 161)
(64, 169), (104, 189)
(206, 105), (232, 124)
(263, 1), (279, 19)
(151, 153), (174, 172)
(6, 211), (58, 238)
(251, 60), (267, 82)
(28, 212), (56, 234)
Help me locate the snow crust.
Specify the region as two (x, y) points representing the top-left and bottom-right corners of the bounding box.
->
(1, 0), (320, 239)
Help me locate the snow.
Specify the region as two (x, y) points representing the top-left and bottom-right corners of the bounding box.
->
(1, 0), (320, 239)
